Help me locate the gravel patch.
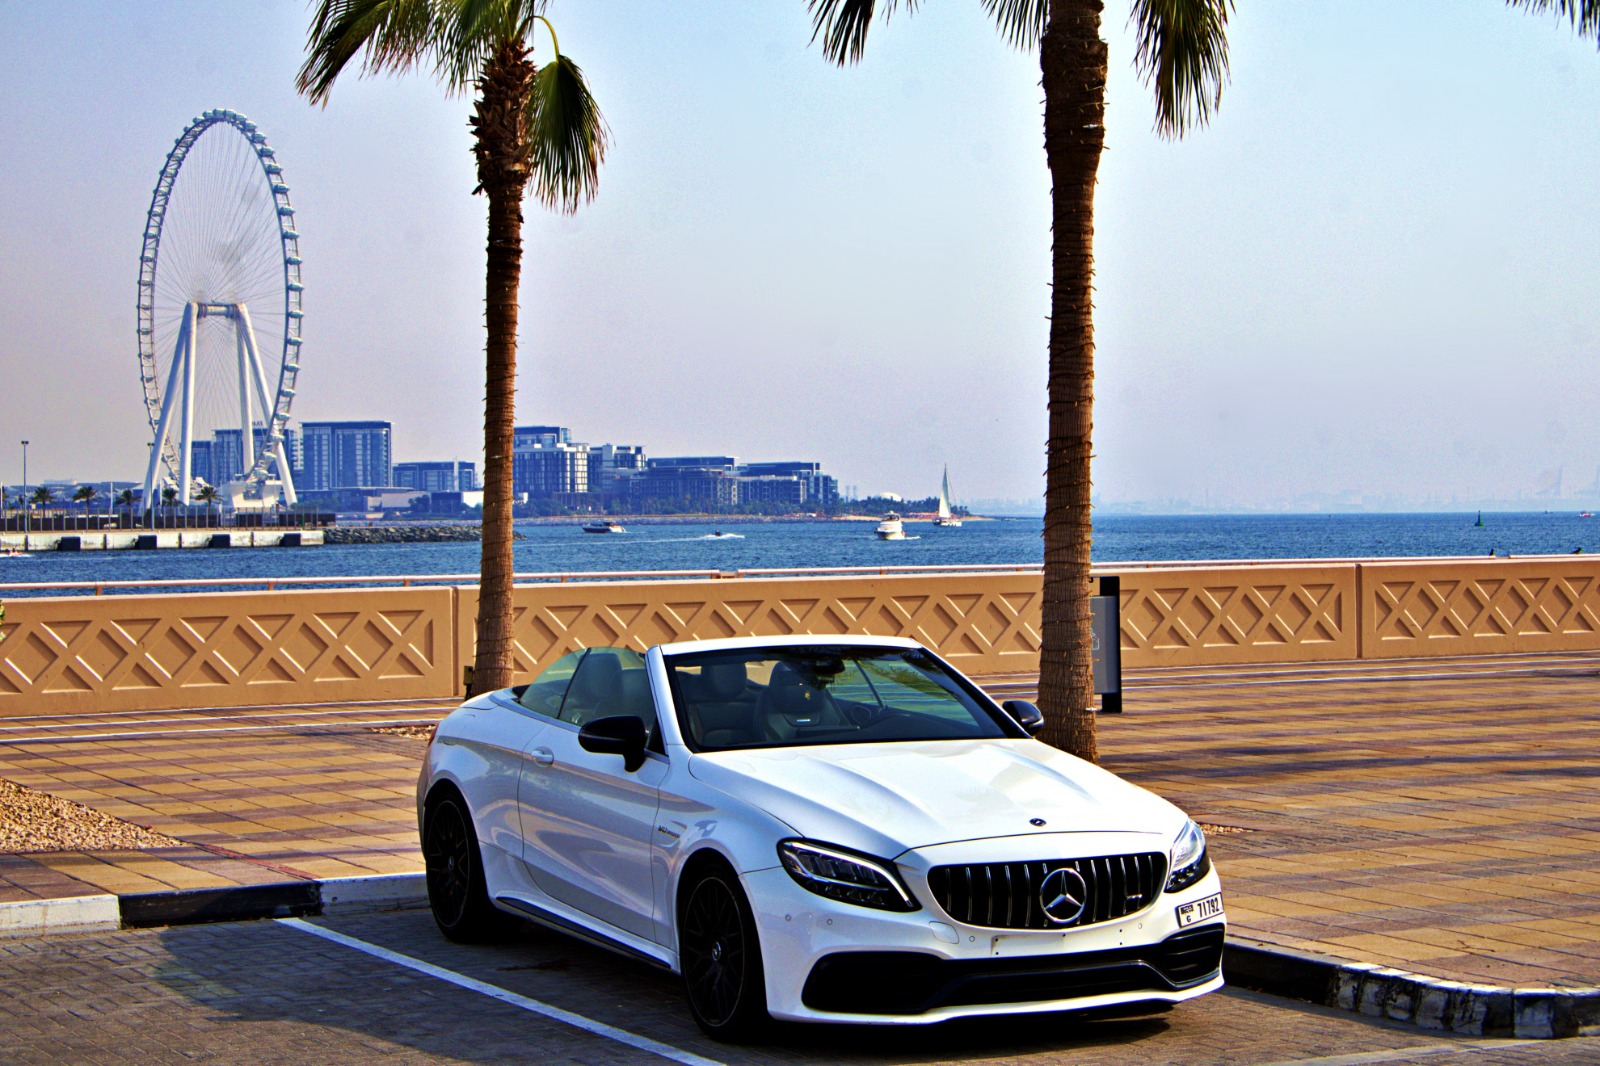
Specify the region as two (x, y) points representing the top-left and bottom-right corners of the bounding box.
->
(0, 778), (183, 852)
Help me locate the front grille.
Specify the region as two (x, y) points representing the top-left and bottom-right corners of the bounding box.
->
(926, 853), (1167, 930)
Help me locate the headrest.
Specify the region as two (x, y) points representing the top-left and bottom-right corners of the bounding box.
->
(765, 662), (825, 720)
(701, 662), (747, 701)
(569, 652), (621, 701)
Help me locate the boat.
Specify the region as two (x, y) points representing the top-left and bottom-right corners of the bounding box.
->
(0, 549), (30, 558)
(875, 511), (906, 540)
(1582, 511), (1594, 519)
(932, 465), (962, 528)
(581, 520), (626, 534)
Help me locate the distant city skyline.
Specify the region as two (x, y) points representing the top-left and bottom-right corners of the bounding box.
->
(4, 3), (1600, 510)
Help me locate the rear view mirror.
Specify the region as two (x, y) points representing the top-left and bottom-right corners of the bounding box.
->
(578, 715), (649, 772)
(1002, 700), (1045, 736)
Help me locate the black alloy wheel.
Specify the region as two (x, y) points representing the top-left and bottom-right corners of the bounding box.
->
(423, 793), (503, 942)
(680, 867), (768, 1040)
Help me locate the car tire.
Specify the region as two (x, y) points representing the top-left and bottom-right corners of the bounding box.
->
(423, 790), (506, 943)
(679, 863), (769, 1042)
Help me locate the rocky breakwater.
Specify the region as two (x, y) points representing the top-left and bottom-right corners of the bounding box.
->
(324, 524), (488, 545)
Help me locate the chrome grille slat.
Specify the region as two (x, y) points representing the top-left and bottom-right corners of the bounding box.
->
(927, 852), (1167, 931)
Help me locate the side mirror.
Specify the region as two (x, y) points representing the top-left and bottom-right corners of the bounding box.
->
(578, 715), (649, 772)
(1002, 700), (1045, 736)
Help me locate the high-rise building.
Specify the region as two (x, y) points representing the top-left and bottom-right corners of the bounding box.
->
(587, 444), (646, 494)
(395, 460), (477, 493)
(211, 425), (300, 485)
(514, 441), (590, 496)
(513, 425), (570, 449)
(189, 440), (213, 487)
(298, 421), (393, 490)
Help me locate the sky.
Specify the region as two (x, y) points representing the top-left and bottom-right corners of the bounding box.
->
(2, 1), (1599, 511)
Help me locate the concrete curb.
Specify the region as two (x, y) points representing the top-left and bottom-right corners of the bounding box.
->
(0, 873), (427, 938)
(0, 893), (120, 937)
(1225, 936), (1600, 1039)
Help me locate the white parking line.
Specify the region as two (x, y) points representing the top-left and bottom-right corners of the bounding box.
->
(1259, 1037), (1546, 1066)
(277, 917), (726, 1066)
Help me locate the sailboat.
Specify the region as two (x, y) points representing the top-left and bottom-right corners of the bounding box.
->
(933, 465), (963, 528)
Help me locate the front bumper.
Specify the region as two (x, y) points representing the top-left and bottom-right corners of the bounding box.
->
(745, 862), (1226, 1024)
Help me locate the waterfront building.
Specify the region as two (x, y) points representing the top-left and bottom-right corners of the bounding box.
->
(514, 425), (570, 448)
(210, 425), (300, 486)
(630, 463), (738, 508)
(395, 460), (477, 493)
(514, 440), (590, 496)
(189, 440), (214, 487)
(740, 461), (838, 509)
(587, 444), (646, 494)
(298, 421), (393, 490)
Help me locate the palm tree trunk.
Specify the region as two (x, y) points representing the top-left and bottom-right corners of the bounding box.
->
(470, 42), (536, 694)
(1036, 0), (1108, 761)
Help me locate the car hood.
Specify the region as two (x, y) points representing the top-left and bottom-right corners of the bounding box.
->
(687, 739), (1181, 857)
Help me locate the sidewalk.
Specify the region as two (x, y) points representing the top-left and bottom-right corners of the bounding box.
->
(3, 654), (1599, 1028)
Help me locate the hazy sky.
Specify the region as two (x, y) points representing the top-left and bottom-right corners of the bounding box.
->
(2, 1), (1599, 509)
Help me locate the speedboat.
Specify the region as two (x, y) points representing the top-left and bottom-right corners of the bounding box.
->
(582, 520), (626, 534)
(875, 512), (906, 540)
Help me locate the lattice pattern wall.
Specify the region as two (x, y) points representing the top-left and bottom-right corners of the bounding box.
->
(1361, 560), (1600, 657)
(458, 573), (1045, 681)
(1117, 565), (1358, 666)
(0, 588), (454, 716)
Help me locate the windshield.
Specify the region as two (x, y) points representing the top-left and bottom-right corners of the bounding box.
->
(665, 645), (1016, 751)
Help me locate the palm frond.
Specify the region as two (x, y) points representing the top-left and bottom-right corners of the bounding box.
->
(442, 0), (548, 87)
(1130, 0), (1234, 139)
(297, 0), (444, 104)
(808, 0), (918, 66)
(1505, 0), (1600, 42)
(526, 53), (609, 213)
(979, 0), (1047, 51)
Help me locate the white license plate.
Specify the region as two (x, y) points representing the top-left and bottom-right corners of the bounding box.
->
(1175, 892), (1223, 928)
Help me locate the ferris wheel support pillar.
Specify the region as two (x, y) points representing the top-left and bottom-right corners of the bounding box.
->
(235, 323), (256, 473)
(235, 303), (297, 505)
(141, 302), (197, 513)
(178, 309), (197, 506)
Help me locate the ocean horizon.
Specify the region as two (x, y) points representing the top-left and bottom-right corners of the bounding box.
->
(0, 511), (1592, 596)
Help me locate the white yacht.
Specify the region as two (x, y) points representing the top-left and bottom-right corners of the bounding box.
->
(875, 511), (906, 540)
(933, 466), (963, 528)
(581, 519), (626, 534)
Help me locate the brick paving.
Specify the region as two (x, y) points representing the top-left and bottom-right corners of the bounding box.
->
(2, 652), (1599, 994)
(6, 907), (1597, 1065)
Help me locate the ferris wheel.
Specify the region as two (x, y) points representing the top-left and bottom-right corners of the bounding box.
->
(137, 109), (302, 510)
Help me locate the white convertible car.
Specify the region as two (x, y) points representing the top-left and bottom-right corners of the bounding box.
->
(418, 635), (1224, 1040)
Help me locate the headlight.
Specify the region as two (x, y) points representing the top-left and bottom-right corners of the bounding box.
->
(777, 840), (919, 912)
(1165, 819), (1211, 893)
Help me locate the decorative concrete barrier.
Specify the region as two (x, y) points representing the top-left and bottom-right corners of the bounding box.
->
(1, 557), (1597, 715)
(0, 587), (456, 716)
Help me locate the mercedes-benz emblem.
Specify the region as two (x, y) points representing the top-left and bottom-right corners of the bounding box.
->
(1039, 866), (1088, 925)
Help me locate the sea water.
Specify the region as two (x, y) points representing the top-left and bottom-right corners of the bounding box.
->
(0, 513), (1592, 595)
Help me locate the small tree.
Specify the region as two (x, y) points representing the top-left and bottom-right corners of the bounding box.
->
(196, 484), (220, 527)
(117, 489), (136, 526)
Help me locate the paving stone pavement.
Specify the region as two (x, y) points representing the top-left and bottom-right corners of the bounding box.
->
(3, 652), (1600, 994)
(4, 905), (1600, 1065)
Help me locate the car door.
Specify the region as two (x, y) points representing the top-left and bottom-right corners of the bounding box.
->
(518, 647), (666, 940)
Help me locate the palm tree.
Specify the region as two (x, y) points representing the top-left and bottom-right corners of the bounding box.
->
(196, 484), (220, 528)
(807, 0), (1231, 760)
(299, 0), (608, 693)
(161, 486), (178, 528)
(811, 1), (1600, 761)
(73, 485), (98, 509)
(116, 489), (136, 527)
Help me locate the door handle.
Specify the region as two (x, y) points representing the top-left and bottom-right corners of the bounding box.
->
(528, 747), (555, 766)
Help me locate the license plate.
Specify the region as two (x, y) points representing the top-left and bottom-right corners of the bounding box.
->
(1175, 892), (1223, 928)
